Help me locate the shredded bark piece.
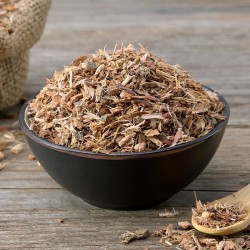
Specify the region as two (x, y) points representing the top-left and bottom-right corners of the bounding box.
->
(120, 231), (136, 244)
(119, 210), (249, 249)
(217, 239), (241, 250)
(159, 208), (180, 218)
(152, 224), (250, 250)
(0, 120), (24, 170)
(0, 129), (23, 152)
(120, 228), (149, 244)
(10, 143), (23, 154)
(27, 44), (225, 154)
(178, 221), (193, 230)
(135, 229), (150, 239)
(192, 200), (248, 229)
(152, 224), (199, 249)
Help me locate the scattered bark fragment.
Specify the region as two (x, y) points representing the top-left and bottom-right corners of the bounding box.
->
(120, 231), (136, 244)
(153, 224), (199, 249)
(192, 233), (203, 249)
(0, 122), (24, 171)
(178, 221), (193, 230)
(135, 229), (150, 239)
(120, 229), (149, 244)
(238, 236), (250, 249)
(159, 208), (180, 218)
(119, 209), (249, 249)
(27, 44), (225, 154)
(153, 223), (249, 250)
(192, 200), (248, 229)
(0, 131), (22, 151)
(198, 237), (218, 246)
(217, 239), (238, 250)
(27, 154), (36, 160)
(10, 143), (23, 154)
(0, 125), (24, 167)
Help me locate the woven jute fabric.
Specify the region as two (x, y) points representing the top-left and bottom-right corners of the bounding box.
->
(0, 51), (29, 110)
(0, 0), (51, 110)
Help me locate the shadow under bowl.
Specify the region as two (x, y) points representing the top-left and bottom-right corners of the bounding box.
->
(19, 86), (230, 210)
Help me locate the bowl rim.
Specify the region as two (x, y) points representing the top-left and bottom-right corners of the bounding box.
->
(19, 85), (230, 160)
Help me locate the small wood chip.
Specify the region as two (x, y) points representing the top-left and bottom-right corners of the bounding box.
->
(10, 143), (23, 154)
(27, 154), (36, 160)
(135, 228), (150, 239)
(120, 231), (136, 244)
(120, 228), (149, 244)
(153, 223), (249, 249)
(159, 208), (180, 218)
(178, 221), (193, 230)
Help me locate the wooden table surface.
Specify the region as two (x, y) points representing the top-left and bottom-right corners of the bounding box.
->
(1, 0), (250, 249)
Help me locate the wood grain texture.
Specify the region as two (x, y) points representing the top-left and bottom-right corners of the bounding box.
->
(1, 0), (250, 249)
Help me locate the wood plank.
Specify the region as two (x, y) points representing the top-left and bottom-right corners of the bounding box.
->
(0, 207), (192, 250)
(0, 189), (240, 210)
(0, 192), (248, 249)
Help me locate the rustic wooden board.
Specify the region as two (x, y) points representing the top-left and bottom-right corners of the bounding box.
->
(1, 0), (250, 249)
(0, 194), (249, 250)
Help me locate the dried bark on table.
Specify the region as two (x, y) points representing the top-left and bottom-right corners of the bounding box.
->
(27, 44), (225, 154)
(192, 200), (248, 229)
(0, 123), (24, 170)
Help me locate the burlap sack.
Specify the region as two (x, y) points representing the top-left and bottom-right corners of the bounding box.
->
(0, 0), (51, 110)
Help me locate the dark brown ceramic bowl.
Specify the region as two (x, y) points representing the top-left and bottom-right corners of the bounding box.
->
(19, 86), (230, 210)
